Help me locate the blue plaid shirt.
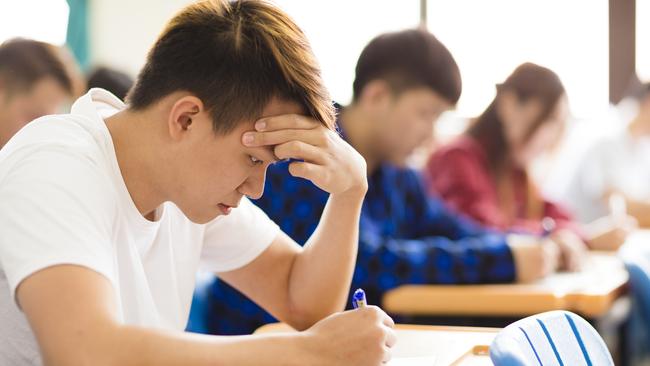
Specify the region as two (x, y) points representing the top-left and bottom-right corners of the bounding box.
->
(202, 135), (515, 335)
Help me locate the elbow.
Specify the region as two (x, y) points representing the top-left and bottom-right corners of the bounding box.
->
(44, 352), (120, 366)
(43, 348), (125, 366)
(41, 329), (129, 366)
(286, 300), (344, 331)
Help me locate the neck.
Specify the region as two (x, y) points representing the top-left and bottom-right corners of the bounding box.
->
(105, 108), (167, 220)
(340, 103), (380, 173)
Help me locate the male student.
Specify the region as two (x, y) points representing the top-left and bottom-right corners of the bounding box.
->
(204, 28), (562, 335)
(0, 1), (396, 365)
(0, 38), (76, 149)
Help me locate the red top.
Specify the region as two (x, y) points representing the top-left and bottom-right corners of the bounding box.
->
(425, 135), (580, 235)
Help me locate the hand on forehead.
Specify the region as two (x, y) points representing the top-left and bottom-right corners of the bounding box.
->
(242, 114), (324, 147)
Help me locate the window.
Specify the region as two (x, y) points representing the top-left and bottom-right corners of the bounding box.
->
(0, 0), (69, 45)
(427, 0), (609, 120)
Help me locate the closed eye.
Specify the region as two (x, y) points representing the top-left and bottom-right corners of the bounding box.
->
(249, 155), (264, 166)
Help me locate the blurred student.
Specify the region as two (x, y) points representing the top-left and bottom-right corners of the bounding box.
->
(559, 82), (650, 364)
(203, 29), (562, 336)
(562, 82), (650, 227)
(0, 1), (396, 365)
(87, 66), (134, 100)
(427, 63), (632, 260)
(0, 38), (76, 149)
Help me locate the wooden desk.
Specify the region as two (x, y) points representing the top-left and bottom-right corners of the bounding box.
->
(255, 323), (499, 365)
(383, 252), (628, 318)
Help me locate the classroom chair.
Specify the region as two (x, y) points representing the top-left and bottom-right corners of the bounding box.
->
(489, 310), (613, 366)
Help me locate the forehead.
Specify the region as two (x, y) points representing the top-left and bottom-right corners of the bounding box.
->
(22, 78), (68, 104)
(225, 97), (305, 160)
(229, 96), (305, 133)
(396, 87), (451, 108)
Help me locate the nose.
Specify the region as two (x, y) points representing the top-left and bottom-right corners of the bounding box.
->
(239, 165), (267, 200)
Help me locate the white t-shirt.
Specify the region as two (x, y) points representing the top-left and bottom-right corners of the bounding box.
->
(562, 127), (650, 223)
(0, 88), (280, 365)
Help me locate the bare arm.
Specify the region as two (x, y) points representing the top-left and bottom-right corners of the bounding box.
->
(18, 265), (306, 366)
(18, 264), (394, 366)
(219, 114), (367, 330)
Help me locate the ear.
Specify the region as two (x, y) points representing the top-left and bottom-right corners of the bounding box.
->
(167, 95), (204, 141)
(359, 79), (393, 107)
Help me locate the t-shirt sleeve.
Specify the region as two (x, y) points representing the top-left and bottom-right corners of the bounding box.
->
(0, 147), (117, 305)
(200, 197), (280, 273)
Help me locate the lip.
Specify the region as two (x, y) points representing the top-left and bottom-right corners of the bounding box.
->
(218, 203), (238, 215)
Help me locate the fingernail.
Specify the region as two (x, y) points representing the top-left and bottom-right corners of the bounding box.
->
(255, 121), (266, 131)
(243, 133), (254, 145)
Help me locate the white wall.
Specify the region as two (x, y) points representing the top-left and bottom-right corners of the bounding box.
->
(272, 0), (419, 105)
(427, 0), (609, 120)
(88, 0), (193, 77)
(87, 0), (420, 104)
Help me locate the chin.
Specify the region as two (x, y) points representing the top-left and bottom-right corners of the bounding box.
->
(182, 207), (222, 224)
(389, 156), (409, 167)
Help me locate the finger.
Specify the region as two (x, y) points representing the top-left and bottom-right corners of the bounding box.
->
(572, 257), (583, 271)
(381, 313), (395, 328)
(381, 345), (393, 363)
(565, 253), (577, 272)
(242, 128), (327, 148)
(384, 326), (398, 348)
(255, 114), (320, 132)
(274, 140), (327, 164)
(287, 161), (325, 181)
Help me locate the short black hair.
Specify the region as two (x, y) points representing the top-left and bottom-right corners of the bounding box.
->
(127, 0), (334, 134)
(87, 67), (134, 100)
(352, 28), (462, 105)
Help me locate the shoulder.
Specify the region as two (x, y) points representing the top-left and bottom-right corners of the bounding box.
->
(432, 136), (485, 163)
(0, 114), (118, 213)
(427, 136), (489, 177)
(1, 113), (111, 169)
(385, 164), (423, 184)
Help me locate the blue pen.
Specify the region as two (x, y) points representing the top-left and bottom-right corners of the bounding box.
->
(352, 288), (367, 309)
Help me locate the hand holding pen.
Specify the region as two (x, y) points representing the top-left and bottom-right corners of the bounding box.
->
(301, 288), (396, 365)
